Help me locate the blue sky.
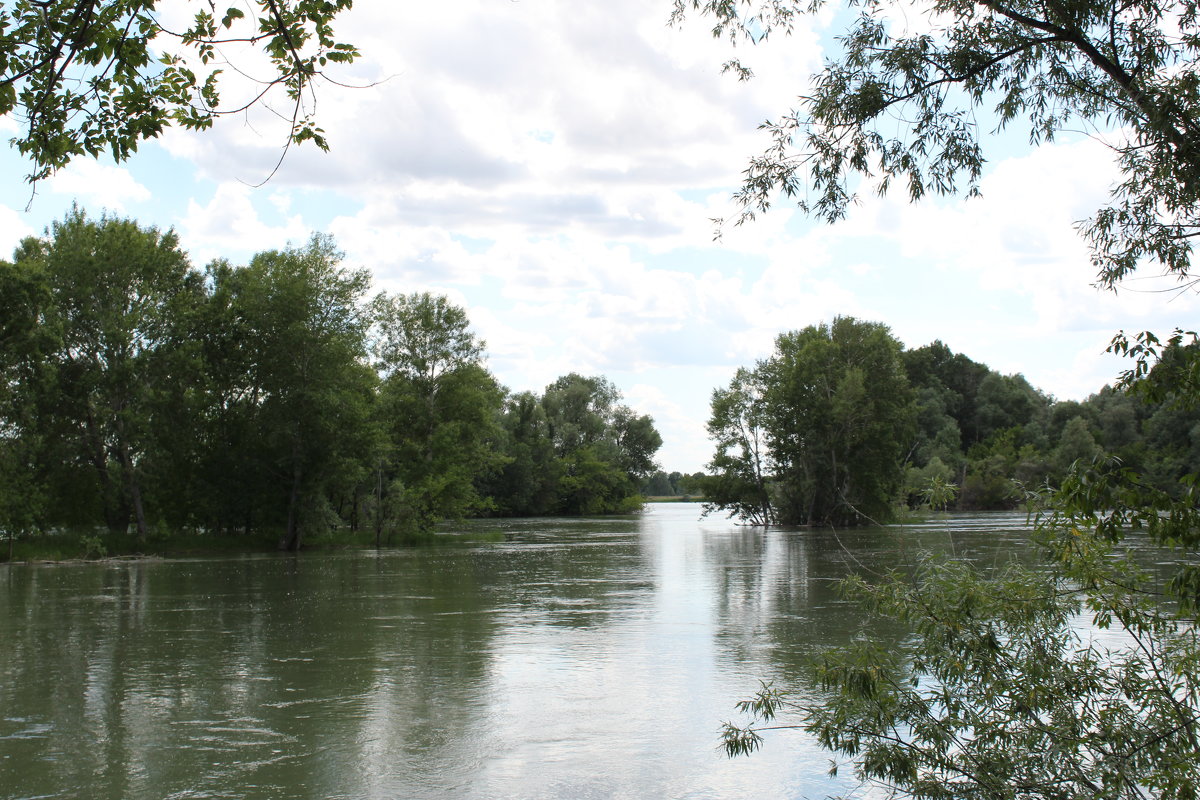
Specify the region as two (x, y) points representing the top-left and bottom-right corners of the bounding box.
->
(2, 0), (1196, 473)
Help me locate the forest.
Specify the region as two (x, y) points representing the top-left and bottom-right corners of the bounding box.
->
(0, 209), (663, 555)
(703, 316), (1200, 526)
(4, 210), (1196, 559)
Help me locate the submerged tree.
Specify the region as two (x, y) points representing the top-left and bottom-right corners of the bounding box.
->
(372, 292), (505, 533)
(707, 317), (915, 527)
(224, 234), (375, 551)
(13, 208), (202, 538)
(0, 253), (55, 554)
(705, 367), (774, 525)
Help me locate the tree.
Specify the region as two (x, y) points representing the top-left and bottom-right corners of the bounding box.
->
(761, 317), (916, 526)
(482, 374), (661, 516)
(903, 342), (990, 446)
(973, 373), (1050, 445)
(1051, 415), (1102, 473)
(14, 208), (201, 538)
(681, 1), (1200, 788)
(704, 366), (775, 525)
(724, 534), (1200, 799)
(705, 318), (915, 526)
(542, 373), (621, 458)
(223, 234), (375, 551)
(1, 0), (358, 184)
(371, 292), (505, 533)
(486, 390), (562, 516)
(673, 0), (1200, 288)
(0, 254), (55, 556)
(541, 373), (663, 514)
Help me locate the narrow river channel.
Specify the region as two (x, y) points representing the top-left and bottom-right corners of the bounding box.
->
(0, 503), (1036, 800)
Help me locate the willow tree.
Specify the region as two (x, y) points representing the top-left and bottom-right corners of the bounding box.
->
(673, 0), (1200, 288)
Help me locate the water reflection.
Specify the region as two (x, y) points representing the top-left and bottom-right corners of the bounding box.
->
(1, 506), (1039, 799)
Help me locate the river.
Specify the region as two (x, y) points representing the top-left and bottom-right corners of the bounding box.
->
(0, 503), (1036, 800)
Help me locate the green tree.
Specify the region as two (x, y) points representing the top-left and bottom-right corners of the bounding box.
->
(489, 373), (661, 516)
(1, 0), (358, 183)
(642, 470), (675, 496)
(759, 317), (916, 526)
(542, 373), (621, 458)
(611, 405), (663, 485)
(0, 254), (56, 557)
(903, 342), (990, 446)
(486, 390), (562, 516)
(1051, 415), (1103, 474)
(372, 292), (505, 533)
(223, 234), (375, 551)
(724, 532), (1200, 799)
(16, 208), (201, 538)
(973, 373), (1050, 446)
(705, 366), (775, 525)
(674, 0), (1200, 287)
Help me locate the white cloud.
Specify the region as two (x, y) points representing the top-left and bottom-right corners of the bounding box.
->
(178, 183), (309, 265)
(0, 205), (35, 258)
(46, 161), (151, 212)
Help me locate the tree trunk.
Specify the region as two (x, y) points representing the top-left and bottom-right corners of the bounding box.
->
(83, 405), (120, 532)
(279, 451), (303, 551)
(374, 464), (383, 549)
(118, 441), (149, 541)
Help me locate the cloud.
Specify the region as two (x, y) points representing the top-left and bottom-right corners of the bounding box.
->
(178, 183), (309, 265)
(0, 205), (35, 258)
(153, 0), (822, 243)
(46, 161), (151, 212)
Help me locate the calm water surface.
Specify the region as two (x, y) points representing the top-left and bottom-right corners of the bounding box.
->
(0, 504), (1036, 800)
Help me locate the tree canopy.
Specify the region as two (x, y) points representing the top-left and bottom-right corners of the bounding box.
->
(0, 209), (663, 555)
(706, 316), (916, 527)
(1, 0), (358, 183)
(674, 0), (1200, 287)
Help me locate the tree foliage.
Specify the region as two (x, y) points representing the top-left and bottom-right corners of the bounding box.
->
(706, 366), (775, 525)
(707, 316), (916, 526)
(724, 532), (1200, 798)
(482, 375), (662, 517)
(221, 234), (374, 550)
(13, 207), (199, 538)
(0, 209), (662, 553)
(685, 0), (1200, 788)
(0, 0), (358, 183)
(372, 292), (504, 531)
(673, 0), (1200, 288)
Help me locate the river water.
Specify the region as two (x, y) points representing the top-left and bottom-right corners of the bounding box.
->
(1, 504), (1037, 800)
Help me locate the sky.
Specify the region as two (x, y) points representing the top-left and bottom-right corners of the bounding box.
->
(1, 0), (1197, 473)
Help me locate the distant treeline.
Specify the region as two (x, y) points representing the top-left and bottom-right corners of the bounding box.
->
(705, 317), (1200, 526)
(0, 210), (662, 551)
(640, 470), (707, 497)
